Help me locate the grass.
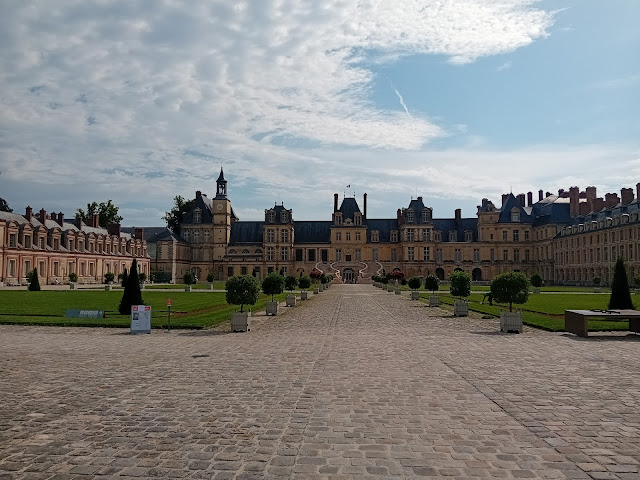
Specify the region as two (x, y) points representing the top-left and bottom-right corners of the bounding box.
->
(144, 282), (227, 290)
(425, 291), (631, 332)
(0, 290), (288, 329)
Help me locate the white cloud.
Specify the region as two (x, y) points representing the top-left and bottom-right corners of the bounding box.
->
(497, 61), (512, 71)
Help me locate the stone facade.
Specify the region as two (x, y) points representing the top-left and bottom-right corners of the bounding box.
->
(152, 170), (640, 286)
(0, 207), (149, 286)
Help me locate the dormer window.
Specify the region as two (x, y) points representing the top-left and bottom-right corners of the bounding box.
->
(193, 209), (201, 223)
(422, 209), (432, 223)
(354, 213), (362, 225)
(465, 231), (473, 242)
(449, 231), (457, 242)
(511, 208), (520, 222)
(335, 213), (342, 225)
(371, 230), (379, 242)
(267, 210), (275, 223)
(390, 230), (398, 242)
(406, 210), (414, 223)
(281, 211), (288, 223)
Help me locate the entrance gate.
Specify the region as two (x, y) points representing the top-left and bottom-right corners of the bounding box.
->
(342, 268), (355, 284)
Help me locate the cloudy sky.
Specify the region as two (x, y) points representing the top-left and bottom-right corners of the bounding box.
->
(1, 0), (639, 226)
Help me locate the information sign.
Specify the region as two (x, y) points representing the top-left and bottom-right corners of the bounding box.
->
(130, 305), (151, 334)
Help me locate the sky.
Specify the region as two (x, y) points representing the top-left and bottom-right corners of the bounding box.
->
(0, 0), (639, 227)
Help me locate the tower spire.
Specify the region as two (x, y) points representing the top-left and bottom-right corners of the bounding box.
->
(216, 168), (227, 198)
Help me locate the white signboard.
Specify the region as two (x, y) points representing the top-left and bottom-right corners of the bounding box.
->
(130, 305), (151, 334)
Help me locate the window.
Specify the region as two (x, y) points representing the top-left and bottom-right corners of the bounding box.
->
(355, 232), (361, 241)
(336, 232), (342, 241)
(513, 230), (519, 242)
(524, 230), (529, 241)
(81, 262), (86, 276)
(39, 261), (45, 276)
(183, 230), (190, 241)
(371, 230), (379, 242)
(268, 210), (275, 223)
(525, 249), (530, 261)
(296, 249), (303, 261)
(390, 231), (398, 242)
(266, 246), (274, 261)
(266, 229), (275, 243)
(407, 229), (416, 242)
(24, 260), (31, 274)
(9, 233), (16, 247)
(407, 246), (414, 261)
(372, 248), (378, 261)
(503, 249), (508, 261)
(24, 235), (31, 248)
(490, 249), (495, 262)
(454, 249), (462, 262)
(281, 247), (289, 261)
(281, 230), (289, 243)
(335, 213), (342, 225)
(436, 249), (442, 263)
(281, 211), (288, 223)
(39, 237), (45, 249)
(281, 266), (287, 274)
(346, 232), (351, 241)
(321, 249), (328, 262)
(423, 246), (430, 261)
(355, 249), (361, 261)
(434, 232), (442, 242)
(308, 250), (316, 262)
(406, 210), (414, 223)
(267, 266), (273, 274)
(422, 210), (431, 223)
(391, 249), (397, 262)
(336, 249), (342, 261)
(204, 230), (210, 242)
(465, 231), (473, 242)
(228, 266), (234, 277)
(514, 250), (520, 262)
(424, 229), (431, 242)
(241, 266), (247, 275)
(354, 213), (362, 226)
(473, 249), (480, 262)
(89, 263), (95, 276)
(449, 231), (457, 242)
(193, 209), (201, 223)
(8, 260), (16, 277)
(502, 230), (508, 241)
(53, 262), (59, 276)
(511, 209), (520, 222)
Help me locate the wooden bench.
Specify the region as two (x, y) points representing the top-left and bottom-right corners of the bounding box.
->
(564, 309), (640, 337)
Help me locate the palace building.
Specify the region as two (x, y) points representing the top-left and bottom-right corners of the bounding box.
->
(150, 169), (640, 286)
(0, 207), (150, 286)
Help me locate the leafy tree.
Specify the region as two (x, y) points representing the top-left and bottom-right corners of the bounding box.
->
(424, 275), (439, 292)
(118, 259), (143, 314)
(28, 268), (41, 291)
(77, 200), (123, 227)
(407, 276), (422, 290)
(309, 268), (322, 284)
(262, 272), (285, 301)
(162, 195), (195, 235)
(0, 198), (12, 212)
(593, 276), (601, 287)
(119, 269), (128, 287)
(608, 258), (634, 310)
(530, 274), (543, 288)
(183, 272), (195, 285)
(490, 272), (530, 312)
(298, 275), (311, 289)
(69, 272), (78, 283)
(449, 271), (471, 299)
(226, 275), (260, 312)
(138, 272), (147, 283)
(284, 274), (298, 291)
(206, 272), (215, 283)
(320, 273), (329, 284)
(104, 272), (115, 283)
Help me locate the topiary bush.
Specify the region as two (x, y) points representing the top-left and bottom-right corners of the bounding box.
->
(226, 275), (260, 313)
(104, 272), (115, 284)
(183, 272), (194, 285)
(206, 272), (215, 283)
(262, 272), (285, 301)
(449, 271), (471, 299)
(119, 259), (143, 314)
(285, 274), (298, 291)
(407, 276), (422, 290)
(490, 272), (530, 312)
(298, 275), (311, 289)
(69, 272), (78, 283)
(608, 258), (634, 309)
(530, 273), (543, 288)
(424, 275), (439, 292)
(593, 276), (601, 287)
(28, 268), (41, 291)
(120, 269), (128, 287)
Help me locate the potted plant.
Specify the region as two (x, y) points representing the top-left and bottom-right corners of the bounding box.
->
(320, 273), (329, 290)
(262, 272), (285, 315)
(310, 268), (322, 294)
(285, 274), (298, 306)
(183, 271), (195, 291)
(138, 272), (147, 290)
(226, 275), (260, 332)
(206, 272), (215, 290)
(450, 271), (471, 316)
(298, 275), (311, 300)
(69, 272), (78, 289)
(593, 276), (601, 293)
(530, 273), (542, 294)
(491, 272), (530, 333)
(104, 272), (115, 290)
(424, 275), (440, 306)
(407, 276), (422, 300)
(389, 269), (404, 293)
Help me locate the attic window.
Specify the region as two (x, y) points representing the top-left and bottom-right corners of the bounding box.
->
(268, 210), (275, 223)
(511, 208), (520, 222)
(193, 209), (201, 224)
(465, 231), (473, 242)
(371, 230), (379, 242)
(390, 230), (398, 242)
(354, 213), (362, 225)
(422, 210), (431, 222)
(281, 211), (288, 223)
(449, 231), (457, 242)
(406, 210), (414, 223)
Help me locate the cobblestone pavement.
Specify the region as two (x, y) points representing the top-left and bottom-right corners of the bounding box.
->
(1, 284), (639, 480)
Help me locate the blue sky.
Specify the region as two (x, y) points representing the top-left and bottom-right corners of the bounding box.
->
(0, 0), (638, 226)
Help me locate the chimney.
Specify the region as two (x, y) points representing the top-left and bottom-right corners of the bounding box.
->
(585, 186), (597, 205)
(558, 188), (565, 196)
(455, 208), (461, 222)
(637, 183), (640, 203)
(75, 213), (83, 228)
(527, 192), (533, 206)
(134, 227), (144, 241)
(579, 202), (590, 215)
(363, 193), (367, 218)
(569, 187), (579, 217)
(501, 194), (508, 206)
(517, 193), (525, 207)
(39, 208), (47, 223)
(605, 193), (619, 209)
(621, 187), (634, 205)
(107, 223), (121, 237)
(397, 208), (402, 226)
(25, 206), (33, 222)
(546, 191), (552, 197)
(593, 198), (605, 212)
(334, 193), (338, 213)
(58, 212), (64, 225)
(538, 189), (544, 201)
(92, 214), (99, 228)
(196, 190), (201, 199)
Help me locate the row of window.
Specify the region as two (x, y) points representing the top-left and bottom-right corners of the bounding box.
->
(557, 243), (638, 265)
(6, 232), (141, 255)
(264, 229), (290, 243)
(6, 258), (147, 279)
(183, 229), (211, 243)
(404, 209), (432, 223)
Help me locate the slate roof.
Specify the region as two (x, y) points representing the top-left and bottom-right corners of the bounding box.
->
(122, 227), (176, 243)
(529, 195), (572, 226)
(432, 218), (479, 242)
(366, 219), (398, 243)
(338, 197), (362, 221)
(265, 204), (293, 225)
(293, 221), (331, 243)
(184, 194), (214, 224)
(0, 211), (40, 226)
(498, 193), (535, 224)
(229, 221), (264, 244)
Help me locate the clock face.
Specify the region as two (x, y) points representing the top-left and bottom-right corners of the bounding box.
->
(216, 204), (223, 211)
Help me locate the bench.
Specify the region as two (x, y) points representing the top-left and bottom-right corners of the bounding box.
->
(564, 309), (640, 337)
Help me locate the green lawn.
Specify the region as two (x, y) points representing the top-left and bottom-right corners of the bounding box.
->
(426, 292), (631, 332)
(144, 282), (227, 290)
(0, 290), (288, 329)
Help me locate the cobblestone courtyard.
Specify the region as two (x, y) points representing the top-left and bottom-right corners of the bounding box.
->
(1, 284), (639, 479)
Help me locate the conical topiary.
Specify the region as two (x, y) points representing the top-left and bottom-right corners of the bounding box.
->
(608, 258), (634, 310)
(28, 268), (41, 291)
(119, 260), (144, 315)
(120, 268), (128, 287)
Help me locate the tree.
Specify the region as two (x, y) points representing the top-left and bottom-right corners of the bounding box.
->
(206, 272), (215, 283)
(450, 271), (471, 299)
(408, 276), (422, 291)
(309, 268), (322, 284)
(138, 272), (147, 283)
(424, 275), (439, 293)
(593, 276), (601, 287)
(119, 269), (128, 287)
(69, 272), (78, 283)
(530, 274), (543, 288)
(28, 268), (41, 291)
(608, 258), (634, 310)
(104, 272), (115, 284)
(490, 272), (530, 312)
(298, 275), (311, 289)
(77, 200), (123, 227)
(162, 195), (195, 235)
(183, 272), (195, 285)
(226, 275), (260, 312)
(0, 198), (12, 212)
(118, 259), (143, 315)
(284, 275), (298, 291)
(262, 272), (285, 301)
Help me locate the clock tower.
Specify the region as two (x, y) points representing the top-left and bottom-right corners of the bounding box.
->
(212, 168), (232, 263)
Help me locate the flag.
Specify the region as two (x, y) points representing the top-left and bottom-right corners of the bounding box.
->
(346, 184), (351, 188)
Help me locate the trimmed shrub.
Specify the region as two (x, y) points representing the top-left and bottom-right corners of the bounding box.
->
(69, 272), (78, 283)
(226, 275), (260, 313)
(407, 276), (422, 290)
(120, 269), (128, 287)
(298, 275), (312, 289)
(593, 276), (601, 287)
(530, 273), (543, 288)
(285, 274), (298, 291)
(183, 272), (194, 285)
(490, 272), (530, 312)
(262, 272), (285, 301)
(449, 271), (471, 298)
(28, 268), (41, 291)
(206, 272), (215, 283)
(138, 273), (147, 283)
(608, 258), (634, 310)
(380, 276), (389, 284)
(424, 275), (439, 292)
(118, 259), (143, 315)
(104, 272), (115, 284)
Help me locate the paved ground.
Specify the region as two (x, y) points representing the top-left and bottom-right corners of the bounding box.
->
(1, 284), (639, 480)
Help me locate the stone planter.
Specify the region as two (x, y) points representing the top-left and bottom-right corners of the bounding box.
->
(286, 294), (296, 307)
(593, 287), (601, 293)
(410, 291), (420, 300)
(429, 295), (440, 307)
(531, 287), (540, 294)
(394, 288), (401, 295)
(500, 311), (522, 333)
(301, 291), (308, 300)
(265, 301), (279, 316)
(231, 311), (251, 332)
(208, 282), (214, 290)
(70, 282), (77, 290)
(314, 287), (320, 294)
(104, 284), (112, 291)
(140, 283), (145, 291)
(453, 300), (469, 317)
(185, 285), (192, 292)
(323, 283), (328, 290)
